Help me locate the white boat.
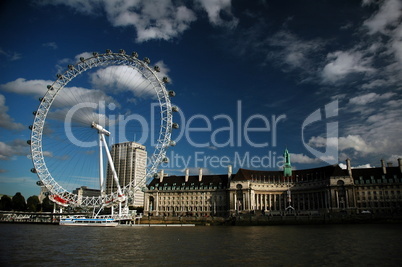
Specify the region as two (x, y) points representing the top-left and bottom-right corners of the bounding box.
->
(59, 216), (118, 227)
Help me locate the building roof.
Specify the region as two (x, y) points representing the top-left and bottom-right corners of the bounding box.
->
(148, 174), (229, 187)
(351, 166), (401, 181)
(232, 164), (347, 182)
(147, 164), (402, 188)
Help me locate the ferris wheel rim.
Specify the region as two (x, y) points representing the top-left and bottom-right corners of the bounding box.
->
(29, 49), (175, 207)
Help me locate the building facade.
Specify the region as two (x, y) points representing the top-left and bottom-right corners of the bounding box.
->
(353, 159), (402, 214)
(144, 168), (229, 217)
(144, 156), (402, 217)
(106, 142), (147, 207)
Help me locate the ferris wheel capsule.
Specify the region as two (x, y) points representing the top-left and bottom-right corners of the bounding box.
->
(154, 65), (160, 72)
(143, 57), (150, 64)
(168, 90), (176, 97)
(68, 64), (74, 70)
(119, 49), (126, 54)
(172, 106), (179, 112)
(31, 168), (37, 173)
(47, 85), (53, 90)
(172, 123), (179, 129)
(36, 180), (43, 186)
(27, 140), (31, 145)
(29, 125), (33, 130)
(132, 52), (139, 58)
(106, 49), (112, 54)
(162, 77), (169, 83)
(80, 57), (85, 62)
(92, 52), (99, 57)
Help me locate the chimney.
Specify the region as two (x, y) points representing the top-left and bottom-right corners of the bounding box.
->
(387, 162), (393, 167)
(228, 165), (232, 179)
(199, 168), (203, 182)
(398, 158), (402, 173)
(159, 169), (164, 183)
(185, 168), (189, 182)
(381, 159), (386, 174)
(346, 158), (352, 177)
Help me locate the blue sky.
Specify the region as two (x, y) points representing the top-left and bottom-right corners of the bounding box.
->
(0, 0), (401, 197)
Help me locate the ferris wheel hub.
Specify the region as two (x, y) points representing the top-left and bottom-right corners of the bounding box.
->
(91, 122), (111, 136)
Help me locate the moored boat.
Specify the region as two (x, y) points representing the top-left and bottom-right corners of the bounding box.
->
(59, 216), (118, 227)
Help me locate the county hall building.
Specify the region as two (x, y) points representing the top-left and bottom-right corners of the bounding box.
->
(144, 149), (402, 217)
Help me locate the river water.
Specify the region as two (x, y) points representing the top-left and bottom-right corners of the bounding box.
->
(1, 223), (401, 266)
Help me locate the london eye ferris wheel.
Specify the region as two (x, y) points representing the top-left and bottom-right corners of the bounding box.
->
(28, 49), (179, 208)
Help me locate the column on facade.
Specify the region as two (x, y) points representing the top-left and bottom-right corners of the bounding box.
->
(312, 192), (315, 210)
(257, 194), (259, 210)
(155, 192), (159, 216)
(320, 192), (324, 210)
(268, 194), (271, 211)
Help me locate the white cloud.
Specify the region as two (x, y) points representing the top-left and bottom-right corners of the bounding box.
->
(89, 65), (155, 98)
(307, 135), (375, 155)
(338, 135), (375, 153)
(39, 0), (237, 42)
(321, 50), (373, 83)
(0, 139), (29, 160)
(42, 42), (58, 50)
(196, 0), (238, 28)
(361, 0), (376, 7)
(105, 0), (197, 42)
(391, 23), (402, 64)
(267, 31), (324, 72)
(0, 78), (116, 109)
(0, 94), (24, 131)
(0, 47), (22, 61)
(363, 0), (402, 35)
(339, 163), (373, 169)
(348, 92), (395, 105)
(290, 153), (321, 164)
(0, 78), (50, 97)
(387, 155), (402, 164)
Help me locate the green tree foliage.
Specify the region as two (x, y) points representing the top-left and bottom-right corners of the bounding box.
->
(11, 192), (27, 211)
(41, 196), (53, 212)
(27, 195), (40, 212)
(0, 195), (12, 211)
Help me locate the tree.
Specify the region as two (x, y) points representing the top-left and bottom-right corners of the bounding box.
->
(12, 192), (27, 211)
(27, 195), (40, 212)
(0, 195), (12, 211)
(41, 196), (54, 212)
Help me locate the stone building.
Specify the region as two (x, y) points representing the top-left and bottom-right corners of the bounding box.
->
(352, 159), (402, 214)
(144, 152), (402, 217)
(144, 168), (229, 217)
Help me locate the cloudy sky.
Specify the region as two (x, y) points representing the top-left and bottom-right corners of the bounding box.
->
(0, 0), (401, 197)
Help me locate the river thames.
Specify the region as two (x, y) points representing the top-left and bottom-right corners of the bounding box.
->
(1, 223), (401, 266)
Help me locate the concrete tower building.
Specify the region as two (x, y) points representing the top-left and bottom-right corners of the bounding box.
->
(106, 142), (147, 207)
